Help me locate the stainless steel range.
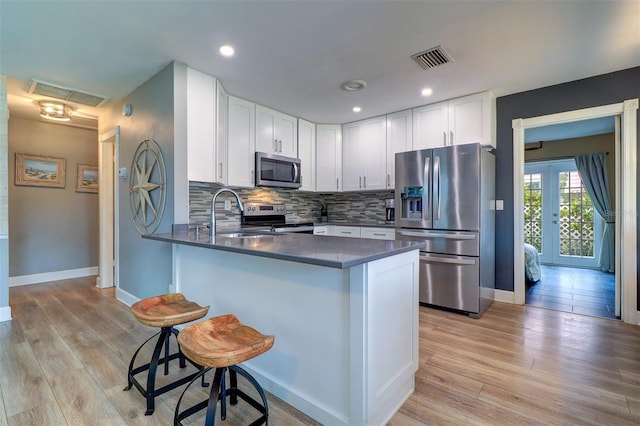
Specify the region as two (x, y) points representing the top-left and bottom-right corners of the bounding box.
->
(241, 204), (315, 234)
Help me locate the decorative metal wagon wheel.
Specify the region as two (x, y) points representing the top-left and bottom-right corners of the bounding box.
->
(129, 139), (166, 234)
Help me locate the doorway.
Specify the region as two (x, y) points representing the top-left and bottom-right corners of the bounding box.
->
(512, 100), (638, 324)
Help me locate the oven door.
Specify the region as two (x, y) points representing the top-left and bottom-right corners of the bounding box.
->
(255, 152), (301, 188)
(419, 253), (479, 313)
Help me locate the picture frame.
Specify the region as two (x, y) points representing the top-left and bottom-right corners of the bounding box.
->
(15, 153), (66, 188)
(75, 163), (99, 193)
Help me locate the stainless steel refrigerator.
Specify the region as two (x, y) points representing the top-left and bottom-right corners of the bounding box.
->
(395, 143), (495, 318)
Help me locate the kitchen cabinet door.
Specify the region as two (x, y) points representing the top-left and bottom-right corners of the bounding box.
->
(215, 80), (228, 184)
(361, 227), (395, 240)
(187, 67), (216, 183)
(316, 124), (342, 192)
(255, 105), (298, 157)
(342, 122), (362, 191)
(227, 96), (255, 188)
(448, 92), (496, 148)
(334, 226), (361, 238)
(342, 116), (387, 191)
(360, 115), (387, 190)
(386, 109), (412, 189)
(412, 101), (448, 150)
(297, 118), (316, 191)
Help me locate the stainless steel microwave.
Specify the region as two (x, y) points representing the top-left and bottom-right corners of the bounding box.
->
(255, 152), (301, 189)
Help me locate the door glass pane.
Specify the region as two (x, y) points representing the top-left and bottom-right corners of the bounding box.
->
(523, 173), (542, 252)
(558, 171), (594, 258)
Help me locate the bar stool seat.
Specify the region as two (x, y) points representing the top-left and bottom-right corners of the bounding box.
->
(174, 314), (275, 425)
(124, 293), (209, 415)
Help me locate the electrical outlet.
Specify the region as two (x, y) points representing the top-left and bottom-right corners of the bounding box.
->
(496, 200), (504, 210)
(224, 200), (231, 211)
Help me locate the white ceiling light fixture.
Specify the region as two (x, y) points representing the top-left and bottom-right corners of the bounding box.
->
(421, 87), (433, 96)
(352, 106), (362, 113)
(219, 45), (235, 57)
(341, 79), (367, 91)
(39, 101), (73, 121)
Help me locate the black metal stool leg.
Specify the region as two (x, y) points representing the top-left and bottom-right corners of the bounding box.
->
(144, 328), (169, 415)
(124, 330), (161, 391)
(204, 368), (225, 426)
(174, 367), (212, 426)
(229, 367), (238, 406)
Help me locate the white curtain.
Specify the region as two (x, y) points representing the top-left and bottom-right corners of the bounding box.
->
(574, 153), (614, 272)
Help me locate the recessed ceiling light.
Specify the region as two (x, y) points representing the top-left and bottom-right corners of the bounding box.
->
(421, 87), (433, 96)
(219, 45), (235, 57)
(341, 80), (367, 91)
(353, 106), (362, 113)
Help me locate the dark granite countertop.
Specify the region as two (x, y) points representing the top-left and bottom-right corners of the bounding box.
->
(143, 229), (422, 269)
(313, 221), (396, 229)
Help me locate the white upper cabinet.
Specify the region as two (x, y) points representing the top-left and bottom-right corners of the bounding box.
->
(187, 67), (217, 183)
(412, 101), (449, 150)
(255, 105), (298, 157)
(316, 124), (342, 192)
(227, 96), (256, 188)
(413, 92), (496, 149)
(215, 80), (228, 185)
(297, 118), (316, 191)
(386, 109), (412, 189)
(447, 92), (496, 148)
(342, 115), (387, 191)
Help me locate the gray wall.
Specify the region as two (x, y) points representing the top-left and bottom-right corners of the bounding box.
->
(495, 67), (639, 310)
(99, 62), (177, 299)
(8, 117), (98, 276)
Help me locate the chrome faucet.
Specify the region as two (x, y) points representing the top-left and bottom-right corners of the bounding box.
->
(210, 188), (244, 236)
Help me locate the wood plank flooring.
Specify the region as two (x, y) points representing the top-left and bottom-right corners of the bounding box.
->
(1, 276), (638, 425)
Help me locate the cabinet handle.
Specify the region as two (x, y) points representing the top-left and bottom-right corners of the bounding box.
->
(443, 131), (446, 146)
(364, 176), (367, 188)
(336, 177), (339, 190)
(450, 130), (454, 146)
(372, 233), (385, 236)
(387, 174), (390, 186)
(218, 162), (223, 179)
(359, 176), (362, 188)
(279, 140), (283, 152)
(340, 231), (352, 234)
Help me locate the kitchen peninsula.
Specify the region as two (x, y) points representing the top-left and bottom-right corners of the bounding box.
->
(143, 229), (423, 425)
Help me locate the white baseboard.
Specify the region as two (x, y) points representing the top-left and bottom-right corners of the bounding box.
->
(116, 287), (140, 307)
(494, 289), (516, 304)
(0, 306), (12, 322)
(9, 266), (99, 287)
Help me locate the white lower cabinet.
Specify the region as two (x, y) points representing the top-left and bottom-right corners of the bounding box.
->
(313, 225), (331, 236)
(361, 227), (395, 240)
(314, 225), (395, 240)
(334, 226), (361, 238)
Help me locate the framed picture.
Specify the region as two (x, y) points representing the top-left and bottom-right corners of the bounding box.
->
(75, 163), (99, 193)
(15, 153), (66, 188)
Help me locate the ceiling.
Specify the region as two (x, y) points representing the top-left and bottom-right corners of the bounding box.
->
(1, 0), (638, 133)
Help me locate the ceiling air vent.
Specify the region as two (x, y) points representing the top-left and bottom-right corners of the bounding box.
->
(411, 46), (453, 70)
(28, 79), (109, 107)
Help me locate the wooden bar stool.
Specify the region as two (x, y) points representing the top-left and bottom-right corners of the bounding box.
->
(174, 314), (275, 426)
(124, 293), (209, 415)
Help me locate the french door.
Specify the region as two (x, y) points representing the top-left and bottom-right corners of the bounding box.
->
(524, 159), (602, 268)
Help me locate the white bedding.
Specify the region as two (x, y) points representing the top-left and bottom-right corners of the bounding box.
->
(524, 243), (541, 282)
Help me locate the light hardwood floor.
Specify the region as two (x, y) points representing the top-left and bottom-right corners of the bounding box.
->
(1, 276), (638, 425)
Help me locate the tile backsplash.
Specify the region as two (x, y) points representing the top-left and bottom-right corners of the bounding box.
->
(189, 182), (394, 229)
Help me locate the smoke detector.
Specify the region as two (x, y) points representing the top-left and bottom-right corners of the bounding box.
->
(411, 46), (453, 70)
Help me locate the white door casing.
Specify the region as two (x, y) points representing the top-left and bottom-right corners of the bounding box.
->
(98, 126), (120, 289)
(513, 99), (638, 324)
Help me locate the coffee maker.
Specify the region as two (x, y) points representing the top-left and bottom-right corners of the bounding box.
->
(385, 199), (395, 224)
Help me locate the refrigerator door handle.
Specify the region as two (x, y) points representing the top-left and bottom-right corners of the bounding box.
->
(424, 158), (431, 221)
(433, 156), (440, 221)
(419, 254), (477, 265)
(397, 230), (476, 240)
